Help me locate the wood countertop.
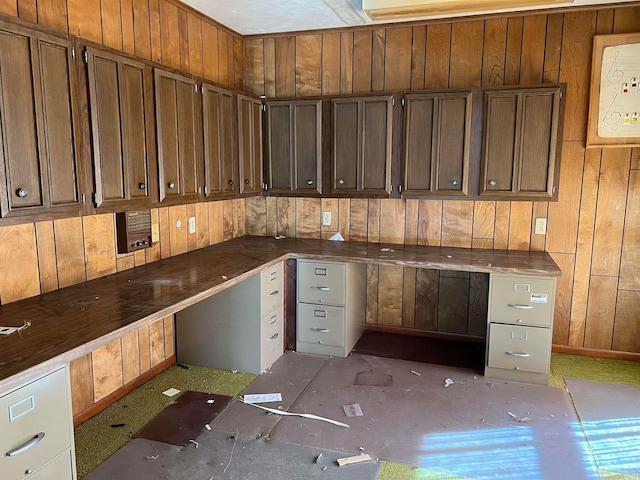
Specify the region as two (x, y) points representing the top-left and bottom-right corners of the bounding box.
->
(0, 236), (561, 392)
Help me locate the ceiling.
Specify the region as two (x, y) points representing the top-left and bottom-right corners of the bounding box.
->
(181, 0), (639, 35)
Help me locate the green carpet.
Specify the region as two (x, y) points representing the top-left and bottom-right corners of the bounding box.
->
(549, 353), (640, 389)
(75, 364), (255, 478)
(378, 462), (469, 480)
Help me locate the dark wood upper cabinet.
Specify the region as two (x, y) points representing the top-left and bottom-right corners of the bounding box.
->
(0, 23), (83, 219)
(265, 99), (322, 195)
(331, 95), (393, 196)
(237, 94), (263, 195)
(402, 92), (472, 196)
(202, 83), (237, 197)
(481, 86), (563, 199)
(154, 68), (203, 203)
(86, 48), (156, 210)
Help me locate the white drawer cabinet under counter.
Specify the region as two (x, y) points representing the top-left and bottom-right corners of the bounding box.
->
(296, 260), (366, 357)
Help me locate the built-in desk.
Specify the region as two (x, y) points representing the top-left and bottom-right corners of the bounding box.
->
(0, 236), (561, 394)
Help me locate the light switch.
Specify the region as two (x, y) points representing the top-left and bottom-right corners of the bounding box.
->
(151, 224), (160, 242)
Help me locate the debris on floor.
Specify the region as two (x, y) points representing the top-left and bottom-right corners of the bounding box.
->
(205, 424), (211, 430)
(110, 423), (126, 428)
(410, 370), (421, 376)
(243, 393), (283, 404)
(342, 403), (364, 417)
(240, 400), (349, 428)
(380, 247), (395, 252)
(444, 378), (454, 387)
(337, 454), (372, 467)
(314, 453), (323, 464)
(162, 388), (180, 397)
(189, 440), (199, 448)
(144, 455), (159, 460)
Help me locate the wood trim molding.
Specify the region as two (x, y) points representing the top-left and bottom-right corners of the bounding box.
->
(552, 344), (640, 362)
(73, 355), (176, 427)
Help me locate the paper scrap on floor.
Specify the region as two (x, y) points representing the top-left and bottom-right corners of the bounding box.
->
(343, 403), (364, 417)
(162, 388), (181, 397)
(243, 393), (283, 404)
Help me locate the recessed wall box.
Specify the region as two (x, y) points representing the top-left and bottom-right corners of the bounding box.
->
(116, 210), (153, 253)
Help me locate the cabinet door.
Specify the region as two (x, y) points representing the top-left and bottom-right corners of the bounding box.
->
(0, 27), (81, 218)
(238, 94), (263, 194)
(202, 83), (236, 197)
(403, 93), (471, 196)
(331, 96), (392, 195)
(266, 100), (322, 194)
(481, 87), (562, 199)
(155, 69), (202, 203)
(87, 48), (155, 209)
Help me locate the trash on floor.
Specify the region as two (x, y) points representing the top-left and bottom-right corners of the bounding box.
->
(189, 440), (199, 448)
(144, 455), (159, 460)
(329, 232), (344, 241)
(240, 399), (349, 428)
(380, 247), (395, 252)
(342, 403), (364, 417)
(337, 454), (372, 466)
(410, 370), (421, 376)
(314, 453), (323, 464)
(444, 378), (454, 387)
(162, 388), (181, 397)
(243, 393), (283, 404)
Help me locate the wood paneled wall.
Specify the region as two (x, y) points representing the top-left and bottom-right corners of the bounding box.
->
(0, 0), (243, 88)
(0, 199), (246, 414)
(243, 6), (640, 355)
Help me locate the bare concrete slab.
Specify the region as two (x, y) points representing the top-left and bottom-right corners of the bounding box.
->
(565, 377), (640, 475)
(270, 353), (598, 479)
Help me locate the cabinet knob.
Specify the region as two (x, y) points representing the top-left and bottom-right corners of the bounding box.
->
(245, 179), (250, 185)
(337, 179), (345, 185)
(228, 180), (234, 186)
(488, 180), (497, 186)
(16, 188), (28, 198)
(138, 182), (146, 190)
(451, 179), (458, 186)
(167, 182), (175, 189)
(306, 180), (313, 185)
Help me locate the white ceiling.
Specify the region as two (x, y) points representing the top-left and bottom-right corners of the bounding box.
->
(181, 0), (640, 35)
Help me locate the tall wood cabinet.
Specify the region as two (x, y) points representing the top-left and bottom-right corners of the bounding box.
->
(265, 99), (322, 195)
(481, 86), (563, 199)
(154, 69), (203, 203)
(86, 47), (156, 210)
(331, 95), (393, 196)
(0, 22), (83, 220)
(202, 83), (237, 197)
(402, 93), (472, 196)
(237, 94), (263, 194)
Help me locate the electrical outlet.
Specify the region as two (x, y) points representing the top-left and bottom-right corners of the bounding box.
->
(188, 217), (196, 234)
(322, 211), (332, 226)
(535, 218), (547, 235)
(151, 224), (160, 242)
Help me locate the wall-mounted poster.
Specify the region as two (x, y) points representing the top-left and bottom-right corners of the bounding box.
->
(587, 33), (640, 148)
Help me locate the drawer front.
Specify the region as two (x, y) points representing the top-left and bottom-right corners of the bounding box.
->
(297, 303), (345, 347)
(30, 450), (74, 480)
(0, 368), (72, 480)
(261, 262), (284, 316)
(261, 306), (284, 371)
(298, 261), (345, 306)
(487, 323), (551, 374)
(490, 275), (554, 327)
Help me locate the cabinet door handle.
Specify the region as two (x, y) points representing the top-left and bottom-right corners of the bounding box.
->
(306, 180), (313, 185)
(16, 188), (28, 198)
(311, 328), (330, 333)
(6, 432), (45, 456)
(451, 179), (458, 186)
(508, 304), (533, 309)
(311, 286), (330, 291)
(506, 351), (530, 358)
(270, 315), (277, 325)
(138, 182), (146, 190)
(337, 179), (345, 185)
(167, 182), (175, 189)
(268, 290), (279, 297)
(488, 180), (497, 186)
(228, 180), (234, 186)
(269, 333), (279, 340)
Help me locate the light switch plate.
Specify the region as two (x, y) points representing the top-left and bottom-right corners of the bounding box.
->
(322, 211), (331, 226)
(151, 224), (160, 242)
(534, 218), (547, 235)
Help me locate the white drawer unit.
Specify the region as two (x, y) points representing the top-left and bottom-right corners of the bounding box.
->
(0, 366), (76, 480)
(296, 260), (366, 358)
(485, 274), (556, 385)
(176, 262), (284, 374)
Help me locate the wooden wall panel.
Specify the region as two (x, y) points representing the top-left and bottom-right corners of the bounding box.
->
(349, 199), (368, 242)
(244, 38), (264, 95)
(54, 217), (86, 288)
(380, 199), (405, 244)
(188, 13), (203, 77)
(295, 198), (321, 239)
(410, 26), (426, 90)
(377, 265), (403, 326)
(121, 0), (135, 54)
(0, 224), (40, 304)
(83, 214), (117, 281)
(69, 354), (93, 415)
(520, 15), (546, 85)
(159, 0), (180, 69)
(508, 202), (532, 251)
(352, 30), (372, 94)
(202, 22), (219, 82)
(417, 200), (442, 246)
(133, 0), (152, 59)
(482, 18), (507, 87)
(584, 276), (617, 350)
(504, 17), (523, 84)
(322, 32), (341, 95)
(295, 34), (322, 96)
(384, 27), (412, 91)
(218, 31), (230, 86)
(17, 0), (36, 22)
(37, 0), (68, 32)
(549, 252), (575, 345)
(121, 330), (141, 384)
(92, 339), (123, 402)
(264, 38), (276, 97)
(67, 0), (101, 42)
(340, 32), (354, 94)
(441, 201), (472, 248)
(276, 37), (295, 97)
(365, 265), (379, 324)
(612, 291), (640, 353)
(619, 170), (640, 291)
(449, 20), (484, 88)
(425, 23), (450, 88)
(0, 0), (17, 16)
(367, 199), (381, 243)
(101, 0), (123, 50)
(543, 14), (563, 83)
(371, 29), (385, 91)
(35, 221), (59, 293)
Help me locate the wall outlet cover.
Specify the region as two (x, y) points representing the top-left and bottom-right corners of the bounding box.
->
(188, 217), (196, 234)
(322, 211), (331, 226)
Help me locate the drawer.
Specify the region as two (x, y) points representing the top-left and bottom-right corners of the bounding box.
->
(30, 450), (74, 480)
(0, 368), (72, 480)
(297, 303), (345, 347)
(298, 261), (345, 306)
(487, 323), (551, 374)
(489, 275), (554, 327)
(261, 306), (283, 371)
(261, 262), (284, 316)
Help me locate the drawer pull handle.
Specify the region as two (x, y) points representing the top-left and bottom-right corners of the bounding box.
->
(311, 328), (330, 333)
(268, 290), (279, 297)
(508, 304), (533, 310)
(269, 333), (279, 340)
(506, 351), (530, 358)
(6, 432), (45, 456)
(314, 310), (327, 318)
(270, 316), (277, 325)
(311, 286), (330, 291)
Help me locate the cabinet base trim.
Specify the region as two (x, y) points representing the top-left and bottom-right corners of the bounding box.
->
(365, 324), (485, 344)
(552, 345), (640, 362)
(73, 355), (175, 427)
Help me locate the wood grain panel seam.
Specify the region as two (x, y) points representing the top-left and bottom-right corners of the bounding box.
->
(610, 152), (633, 278)
(34, 222), (59, 295)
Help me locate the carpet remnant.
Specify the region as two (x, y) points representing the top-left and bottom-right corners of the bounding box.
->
(133, 391), (232, 446)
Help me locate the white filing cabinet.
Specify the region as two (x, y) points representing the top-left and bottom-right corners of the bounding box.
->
(485, 274), (557, 385)
(296, 260), (366, 357)
(176, 262), (284, 374)
(0, 366), (76, 480)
